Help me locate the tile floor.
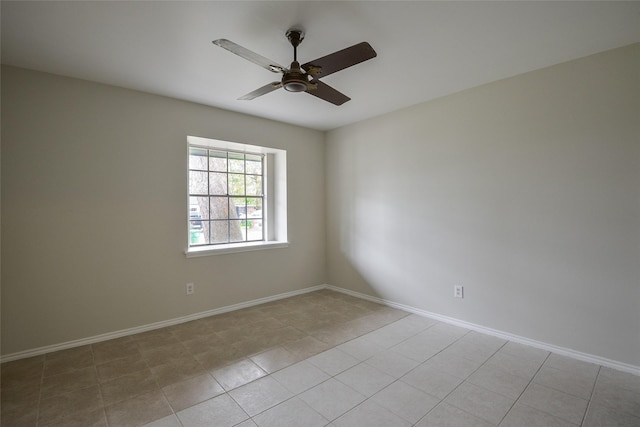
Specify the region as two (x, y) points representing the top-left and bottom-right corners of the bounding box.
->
(1, 289), (639, 427)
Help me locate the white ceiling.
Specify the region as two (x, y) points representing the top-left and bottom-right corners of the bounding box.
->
(2, 1), (639, 131)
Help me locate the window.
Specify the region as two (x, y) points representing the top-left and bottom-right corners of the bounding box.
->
(186, 136), (287, 256)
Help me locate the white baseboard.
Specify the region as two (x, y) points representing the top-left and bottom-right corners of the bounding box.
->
(0, 284), (326, 363)
(4, 283), (639, 377)
(326, 285), (640, 376)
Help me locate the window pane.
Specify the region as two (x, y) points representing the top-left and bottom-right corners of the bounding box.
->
(211, 220), (229, 244)
(210, 197), (229, 220)
(247, 220), (262, 241)
(189, 147), (208, 170)
(230, 220), (246, 242)
(230, 197), (246, 219)
(246, 154), (262, 175)
(189, 221), (207, 245)
(189, 171), (208, 195)
(209, 150), (227, 172)
(246, 175), (262, 196)
(190, 196), (209, 220)
(228, 174), (245, 195)
(247, 198), (262, 219)
(209, 172), (227, 195)
(228, 153), (244, 173)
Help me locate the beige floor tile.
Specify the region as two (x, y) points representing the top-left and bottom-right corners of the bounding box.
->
(310, 325), (360, 346)
(252, 396), (329, 427)
(307, 348), (360, 376)
(105, 390), (173, 427)
(1, 355), (44, 384)
(161, 373), (224, 412)
(150, 355), (206, 387)
(271, 360), (330, 394)
(485, 351), (544, 380)
(499, 342), (550, 364)
(38, 385), (104, 424)
(194, 345), (246, 370)
(250, 346), (303, 373)
(391, 330), (455, 363)
(335, 362), (396, 397)
(96, 353), (148, 382)
(44, 345), (92, 362)
(299, 378), (366, 421)
(91, 336), (140, 364)
(439, 337), (502, 364)
(1, 381), (41, 418)
(43, 346), (94, 377)
(365, 349), (420, 378)
(41, 365), (98, 396)
(444, 381), (515, 425)
(583, 402), (640, 427)
(1, 410), (38, 427)
(283, 335), (332, 359)
(133, 329), (181, 351)
(232, 336), (277, 357)
(371, 381), (440, 424)
(180, 335), (221, 354)
(212, 358), (267, 391)
(333, 400), (411, 427)
(400, 363), (463, 399)
(176, 392), (249, 427)
(337, 335), (385, 361)
(466, 363), (530, 399)
(544, 353), (600, 378)
(170, 322), (219, 342)
(228, 375), (293, 416)
(591, 380), (640, 418)
(140, 414), (183, 427)
(38, 407), (108, 427)
(518, 382), (589, 425)
(415, 402), (494, 427)
(141, 341), (193, 367)
(500, 403), (581, 427)
(598, 367), (640, 394)
(100, 368), (159, 406)
(422, 352), (483, 380)
(533, 364), (596, 399)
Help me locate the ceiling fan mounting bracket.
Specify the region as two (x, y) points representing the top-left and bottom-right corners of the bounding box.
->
(286, 28), (305, 48)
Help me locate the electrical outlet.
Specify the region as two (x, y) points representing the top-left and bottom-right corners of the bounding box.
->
(454, 285), (464, 298)
(186, 282), (195, 295)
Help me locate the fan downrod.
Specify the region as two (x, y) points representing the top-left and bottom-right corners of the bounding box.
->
(282, 28), (308, 92)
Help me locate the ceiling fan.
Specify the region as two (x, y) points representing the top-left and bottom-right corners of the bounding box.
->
(212, 28), (377, 106)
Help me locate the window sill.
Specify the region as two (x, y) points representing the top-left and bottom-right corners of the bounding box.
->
(185, 241), (289, 258)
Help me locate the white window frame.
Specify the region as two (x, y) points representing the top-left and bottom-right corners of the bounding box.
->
(185, 135), (288, 257)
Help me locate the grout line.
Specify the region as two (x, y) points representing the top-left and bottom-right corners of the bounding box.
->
(411, 330), (509, 425)
(494, 351), (551, 426)
(579, 365), (602, 427)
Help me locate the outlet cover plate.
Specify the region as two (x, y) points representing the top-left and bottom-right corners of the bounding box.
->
(454, 285), (463, 298)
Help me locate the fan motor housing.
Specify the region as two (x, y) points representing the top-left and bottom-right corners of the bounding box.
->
(282, 61), (308, 92)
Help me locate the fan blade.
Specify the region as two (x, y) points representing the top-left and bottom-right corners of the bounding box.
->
(238, 82), (282, 100)
(213, 39), (286, 73)
(306, 81), (350, 106)
(302, 42), (376, 79)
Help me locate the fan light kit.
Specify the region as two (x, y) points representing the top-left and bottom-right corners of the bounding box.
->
(213, 28), (377, 105)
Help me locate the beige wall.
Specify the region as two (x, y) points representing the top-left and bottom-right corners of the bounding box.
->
(1, 66), (326, 355)
(326, 44), (640, 366)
